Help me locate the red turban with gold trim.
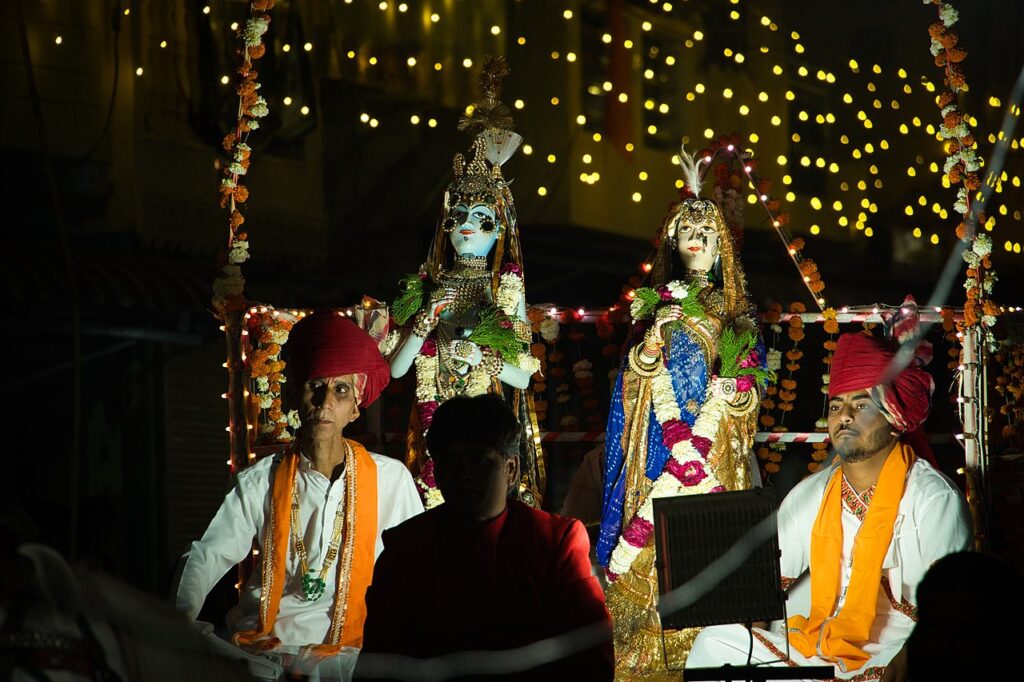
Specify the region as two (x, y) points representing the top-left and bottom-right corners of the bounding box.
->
(285, 311), (390, 408)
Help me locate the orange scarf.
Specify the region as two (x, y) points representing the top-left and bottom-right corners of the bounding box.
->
(234, 440), (378, 655)
(788, 442), (914, 672)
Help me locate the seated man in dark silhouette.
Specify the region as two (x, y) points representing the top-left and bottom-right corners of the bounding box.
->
(907, 550), (1021, 680)
(358, 395), (613, 680)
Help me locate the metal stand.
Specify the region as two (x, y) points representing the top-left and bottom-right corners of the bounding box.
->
(684, 665), (835, 681)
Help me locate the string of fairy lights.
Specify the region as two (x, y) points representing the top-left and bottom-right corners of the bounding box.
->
(44, 0), (1023, 255)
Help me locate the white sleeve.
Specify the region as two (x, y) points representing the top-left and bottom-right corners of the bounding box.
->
(373, 456), (423, 532)
(384, 463), (424, 530)
(777, 487), (810, 582)
(175, 473), (264, 620)
(917, 488), (972, 564)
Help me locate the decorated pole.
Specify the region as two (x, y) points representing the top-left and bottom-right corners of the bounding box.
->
(212, 1), (274, 475)
(960, 327), (988, 549)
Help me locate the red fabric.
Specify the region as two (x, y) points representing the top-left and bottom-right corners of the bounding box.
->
(829, 332), (937, 466)
(828, 332), (934, 432)
(285, 311), (390, 407)
(359, 501), (613, 681)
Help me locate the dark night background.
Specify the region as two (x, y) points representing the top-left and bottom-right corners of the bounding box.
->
(3, 0), (1022, 599)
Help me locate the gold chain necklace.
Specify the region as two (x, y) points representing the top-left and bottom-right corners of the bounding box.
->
(290, 440), (353, 601)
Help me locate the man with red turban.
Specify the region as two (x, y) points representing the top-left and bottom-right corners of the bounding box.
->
(177, 311), (423, 679)
(688, 320), (971, 681)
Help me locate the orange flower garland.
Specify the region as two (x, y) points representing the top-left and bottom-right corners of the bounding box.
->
(756, 302), (783, 476)
(992, 342), (1023, 445)
(926, 1), (999, 344)
(808, 308), (839, 474)
(212, 1), (274, 318)
(245, 309), (298, 444)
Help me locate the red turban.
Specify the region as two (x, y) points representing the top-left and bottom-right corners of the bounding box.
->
(285, 311), (390, 407)
(829, 332), (934, 434)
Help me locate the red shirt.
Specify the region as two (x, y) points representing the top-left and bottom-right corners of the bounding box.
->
(359, 500), (613, 680)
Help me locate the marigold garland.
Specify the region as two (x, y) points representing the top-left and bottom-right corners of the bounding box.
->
(244, 308), (299, 444)
(925, 0), (999, 346)
(992, 341), (1024, 446)
(212, 1), (274, 318)
(808, 308), (838, 474)
(758, 302), (806, 476)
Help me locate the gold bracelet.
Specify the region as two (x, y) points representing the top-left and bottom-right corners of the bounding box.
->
(628, 345), (662, 378)
(412, 312), (436, 338)
(643, 326), (665, 349)
(512, 319), (532, 343)
(479, 350), (504, 377)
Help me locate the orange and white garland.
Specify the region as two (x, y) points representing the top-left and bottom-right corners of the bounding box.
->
(245, 308), (300, 443)
(212, 1), (274, 318)
(926, 0), (999, 344)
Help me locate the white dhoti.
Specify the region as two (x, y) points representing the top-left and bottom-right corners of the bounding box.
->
(688, 622), (899, 681)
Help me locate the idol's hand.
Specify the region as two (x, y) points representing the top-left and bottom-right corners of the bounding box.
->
(449, 340), (483, 367)
(710, 376), (741, 404)
(427, 287), (458, 320)
(652, 304), (684, 343)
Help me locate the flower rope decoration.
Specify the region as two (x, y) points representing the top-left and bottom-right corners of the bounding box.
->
(527, 307), (550, 425)
(758, 302), (806, 477)
(212, 1), (274, 318)
(606, 340), (768, 580)
(925, 0), (999, 342)
(606, 375), (727, 579)
(992, 341), (1024, 446)
(757, 302), (784, 478)
(808, 309), (840, 474)
(244, 307), (300, 445)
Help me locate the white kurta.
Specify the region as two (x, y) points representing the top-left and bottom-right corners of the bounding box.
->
(687, 457), (971, 681)
(176, 450), (423, 648)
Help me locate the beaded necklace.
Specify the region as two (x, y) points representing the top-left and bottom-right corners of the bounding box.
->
(290, 439), (356, 602)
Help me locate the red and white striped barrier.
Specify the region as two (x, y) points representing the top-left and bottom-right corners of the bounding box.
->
(384, 431), (958, 445)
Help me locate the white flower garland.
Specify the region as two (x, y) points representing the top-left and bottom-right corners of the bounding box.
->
(606, 363), (727, 578)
